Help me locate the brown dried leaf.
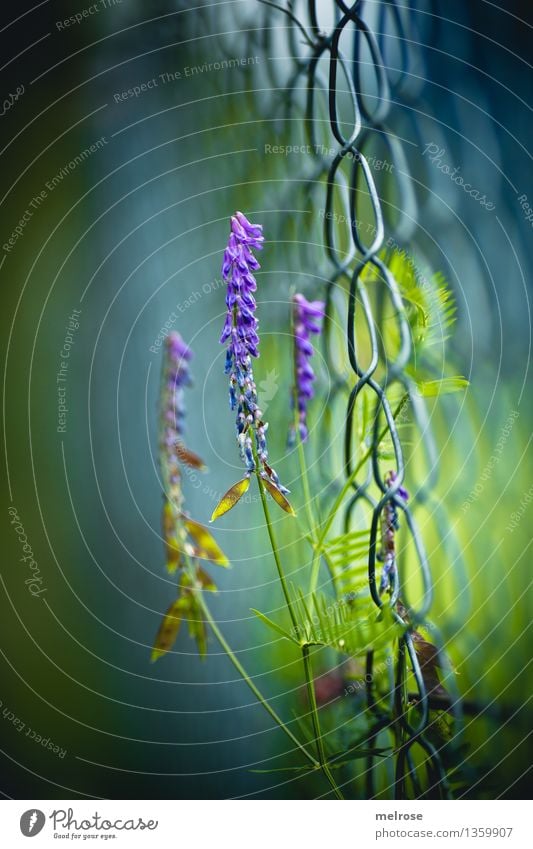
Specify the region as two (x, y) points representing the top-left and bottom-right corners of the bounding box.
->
(196, 566), (217, 592)
(185, 595), (208, 658)
(176, 442), (207, 471)
(412, 630), (448, 699)
(164, 540), (184, 573)
(260, 476), (296, 517)
(162, 501), (183, 572)
(151, 597), (190, 662)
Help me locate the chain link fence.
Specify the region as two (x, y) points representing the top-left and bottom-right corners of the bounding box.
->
(203, 0), (470, 798)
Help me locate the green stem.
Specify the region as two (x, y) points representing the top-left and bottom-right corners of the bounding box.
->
(309, 394), (409, 594)
(197, 592), (318, 767)
(256, 473), (345, 800)
(296, 426), (317, 537)
(255, 470), (299, 634)
(303, 644), (345, 800)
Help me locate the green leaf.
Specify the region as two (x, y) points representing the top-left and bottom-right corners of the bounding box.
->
(326, 529), (369, 548)
(416, 377), (469, 397)
(210, 477), (251, 521)
(288, 586), (403, 657)
(388, 251), (457, 352)
(260, 476), (296, 516)
(328, 748), (391, 768)
(251, 765), (317, 774)
(250, 609), (299, 644)
(321, 529), (370, 583)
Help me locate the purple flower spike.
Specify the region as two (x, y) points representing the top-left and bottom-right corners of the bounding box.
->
(220, 212), (289, 493)
(160, 332), (193, 506)
(378, 470), (409, 594)
(167, 331), (192, 365)
(220, 211), (263, 367)
(289, 293), (324, 445)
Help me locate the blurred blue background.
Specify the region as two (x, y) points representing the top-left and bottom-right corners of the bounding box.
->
(1, 0), (531, 799)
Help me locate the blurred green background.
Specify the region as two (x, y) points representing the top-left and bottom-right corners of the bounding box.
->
(1, 0), (531, 799)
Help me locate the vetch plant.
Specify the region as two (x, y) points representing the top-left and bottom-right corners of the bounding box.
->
(208, 214), (410, 799)
(140, 0), (512, 803)
(288, 293), (324, 446)
(377, 470), (409, 596)
(151, 208), (467, 799)
(152, 328), (326, 772)
(212, 211), (293, 520)
(152, 332), (229, 660)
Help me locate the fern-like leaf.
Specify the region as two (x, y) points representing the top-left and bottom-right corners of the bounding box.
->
(250, 608), (299, 644)
(289, 586), (403, 656)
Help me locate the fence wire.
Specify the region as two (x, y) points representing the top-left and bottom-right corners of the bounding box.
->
(190, 0), (465, 798)
(254, 0), (463, 799)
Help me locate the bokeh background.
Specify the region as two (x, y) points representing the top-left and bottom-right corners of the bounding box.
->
(1, 0), (531, 799)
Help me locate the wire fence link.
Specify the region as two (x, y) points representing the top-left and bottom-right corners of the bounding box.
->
(256, 0), (462, 799)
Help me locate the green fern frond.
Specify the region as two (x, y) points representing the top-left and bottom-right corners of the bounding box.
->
(288, 586), (403, 657)
(317, 529), (371, 595)
(387, 250), (457, 353)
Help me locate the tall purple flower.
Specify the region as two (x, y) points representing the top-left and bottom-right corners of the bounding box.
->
(378, 470), (409, 594)
(159, 332), (193, 507)
(219, 211), (288, 495)
(289, 293), (324, 445)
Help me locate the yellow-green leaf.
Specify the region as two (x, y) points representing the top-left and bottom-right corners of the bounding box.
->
(250, 608), (299, 644)
(210, 477), (250, 522)
(151, 597), (190, 662)
(260, 477), (296, 516)
(162, 502), (184, 572)
(164, 537), (185, 573)
(162, 499), (177, 533)
(416, 377), (469, 397)
(184, 517), (229, 567)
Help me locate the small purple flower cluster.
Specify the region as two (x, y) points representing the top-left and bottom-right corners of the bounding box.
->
(220, 211), (263, 364)
(160, 332), (193, 504)
(378, 470), (409, 594)
(289, 293), (324, 445)
(220, 212), (288, 493)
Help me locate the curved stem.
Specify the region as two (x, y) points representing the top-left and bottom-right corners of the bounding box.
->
(296, 420), (317, 536)
(303, 644), (345, 800)
(198, 592), (318, 767)
(256, 474), (345, 799)
(255, 471), (299, 634)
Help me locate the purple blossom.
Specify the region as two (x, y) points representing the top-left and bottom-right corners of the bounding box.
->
(220, 211), (263, 365)
(289, 293), (324, 445)
(378, 470), (409, 594)
(220, 212), (288, 493)
(160, 332), (192, 505)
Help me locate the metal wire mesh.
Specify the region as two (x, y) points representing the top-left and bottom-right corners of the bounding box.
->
(253, 0), (463, 799)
